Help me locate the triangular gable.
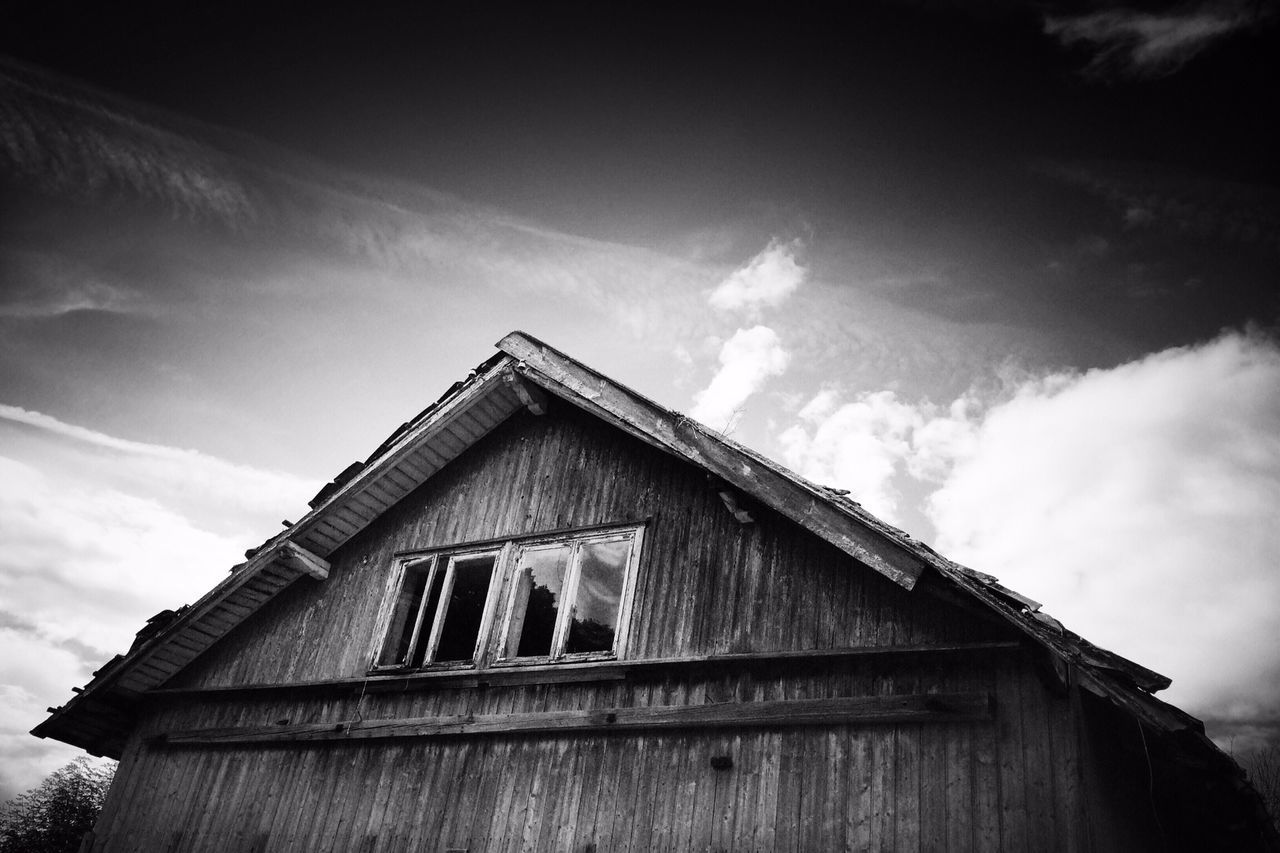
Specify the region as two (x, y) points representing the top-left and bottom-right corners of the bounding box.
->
(34, 330), (1179, 758)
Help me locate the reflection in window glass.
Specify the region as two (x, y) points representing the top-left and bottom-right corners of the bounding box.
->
(506, 545), (570, 658)
(434, 555), (495, 662)
(565, 539), (628, 654)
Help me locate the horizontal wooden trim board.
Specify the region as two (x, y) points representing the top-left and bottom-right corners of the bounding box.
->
(148, 642), (1022, 699)
(391, 516), (653, 558)
(154, 692), (994, 748)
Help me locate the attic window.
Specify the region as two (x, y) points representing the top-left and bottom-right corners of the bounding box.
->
(500, 531), (636, 661)
(375, 550), (498, 668)
(373, 525), (643, 671)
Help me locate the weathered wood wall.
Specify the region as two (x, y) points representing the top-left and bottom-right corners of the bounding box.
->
(170, 401), (1006, 691)
(94, 653), (1087, 852)
(89, 401), (1098, 850)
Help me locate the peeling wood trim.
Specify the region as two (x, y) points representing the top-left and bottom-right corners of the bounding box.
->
(155, 692), (994, 747)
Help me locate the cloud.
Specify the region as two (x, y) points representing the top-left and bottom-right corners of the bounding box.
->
(776, 329), (1280, 733)
(1037, 158), (1280, 255)
(0, 411), (321, 800)
(708, 239), (806, 318)
(927, 330), (1280, 723)
(0, 404), (319, 533)
(1045, 5), (1258, 78)
(690, 326), (791, 431)
(0, 59), (723, 347)
(0, 251), (152, 319)
(779, 389), (927, 523)
(777, 380), (996, 524)
(0, 644), (101, 804)
(0, 455), (245, 802)
(0, 59), (256, 227)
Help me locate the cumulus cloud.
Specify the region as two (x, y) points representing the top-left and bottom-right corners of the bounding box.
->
(707, 239), (806, 318)
(777, 330), (1280, 731)
(780, 389), (926, 522)
(778, 382), (991, 523)
(0, 410), (320, 801)
(1045, 5), (1258, 78)
(928, 331), (1280, 723)
(690, 326), (791, 431)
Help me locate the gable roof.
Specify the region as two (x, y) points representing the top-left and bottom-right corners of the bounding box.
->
(24, 332), (1233, 765)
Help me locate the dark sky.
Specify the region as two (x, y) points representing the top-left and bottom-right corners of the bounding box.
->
(3, 0), (1277, 357)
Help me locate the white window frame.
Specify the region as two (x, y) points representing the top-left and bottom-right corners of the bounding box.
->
(369, 544), (507, 672)
(368, 523), (644, 672)
(493, 526), (644, 665)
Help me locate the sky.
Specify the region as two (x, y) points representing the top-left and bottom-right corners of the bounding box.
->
(1, 0), (1278, 801)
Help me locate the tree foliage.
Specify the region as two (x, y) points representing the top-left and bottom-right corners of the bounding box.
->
(0, 758), (115, 853)
(1234, 742), (1280, 834)
(1246, 745), (1280, 831)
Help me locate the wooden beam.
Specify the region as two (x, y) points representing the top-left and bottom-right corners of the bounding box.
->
(716, 489), (754, 524)
(278, 542), (330, 580)
(496, 332), (925, 589)
(502, 369), (548, 415)
(145, 642), (1022, 699)
(156, 692), (993, 747)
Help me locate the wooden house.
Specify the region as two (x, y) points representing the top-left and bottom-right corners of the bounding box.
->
(35, 332), (1277, 851)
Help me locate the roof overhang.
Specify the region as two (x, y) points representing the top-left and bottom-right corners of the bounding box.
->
(34, 354), (541, 754)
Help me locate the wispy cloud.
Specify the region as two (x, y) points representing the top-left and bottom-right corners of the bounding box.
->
(0, 59), (256, 226)
(0, 58), (720, 344)
(0, 404), (317, 529)
(1045, 4), (1260, 79)
(1038, 159), (1280, 253)
(0, 410), (322, 802)
(0, 251), (152, 318)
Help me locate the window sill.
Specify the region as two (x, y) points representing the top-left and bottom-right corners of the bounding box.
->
(147, 642), (1022, 700)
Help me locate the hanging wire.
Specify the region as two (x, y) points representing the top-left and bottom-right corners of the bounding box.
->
(1137, 718), (1167, 851)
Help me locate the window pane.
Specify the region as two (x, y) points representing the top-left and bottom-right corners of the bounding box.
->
(378, 560), (434, 666)
(506, 545), (570, 658)
(433, 554), (496, 663)
(565, 538), (630, 654)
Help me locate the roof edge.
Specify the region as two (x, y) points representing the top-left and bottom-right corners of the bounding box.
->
(497, 330), (927, 589)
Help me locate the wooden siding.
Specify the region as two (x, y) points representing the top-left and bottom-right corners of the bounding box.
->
(170, 401), (1006, 691)
(83, 401), (1095, 851)
(93, 653), (1087, 852)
